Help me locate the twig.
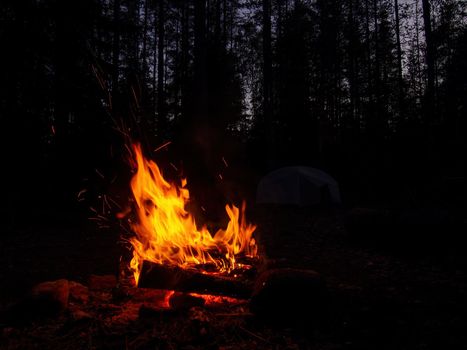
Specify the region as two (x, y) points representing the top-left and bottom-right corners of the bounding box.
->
(238, 326), (271, 344)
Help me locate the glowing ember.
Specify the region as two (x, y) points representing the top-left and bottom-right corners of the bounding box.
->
(190, 293), (245, 306)
(127, 144), (258, 284)
(147, 290), (245, 309)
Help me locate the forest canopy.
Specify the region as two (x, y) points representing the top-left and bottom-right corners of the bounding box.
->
(1, 0), (467, 222)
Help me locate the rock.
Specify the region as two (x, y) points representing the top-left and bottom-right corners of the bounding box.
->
(3, 279), (70, 325)
(70, 309), (93, 322)
(30, 279), (70, 313)
(88, 275), (117, 291)
(69, 281), (89, 304)
(249, 268), (327, 324)
(169, 292), (206, 310)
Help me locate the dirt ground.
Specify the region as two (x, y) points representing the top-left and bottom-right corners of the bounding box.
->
(1, 205), (466, 349)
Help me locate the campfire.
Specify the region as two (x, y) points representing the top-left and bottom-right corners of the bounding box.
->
(0, 142), (327, 341)
(122, 144), (260, 306)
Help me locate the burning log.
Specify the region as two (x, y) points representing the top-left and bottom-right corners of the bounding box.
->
(137, 260), (254, 299)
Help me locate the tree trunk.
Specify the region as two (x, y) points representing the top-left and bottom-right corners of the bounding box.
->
(372, 0), (381, 136)
(394, 0), (404, 119)
(223, 0), (227, 44)
(194, 0), (208, 121)
(364, 0), (373, 125)
(421, 0), (435, 123)
(142, 0), (149, 75)
(157, 0), (166, 135)
(394, 0), (403, 87)
(215, 0), (221, 41)
(152, 4), (157, 116)
(111, 0), (121, 106)
(262, 0), (272, 121)
(415, 0), (423, 102)
(181, 1), (189, 117)
(347, 0), (358, 130)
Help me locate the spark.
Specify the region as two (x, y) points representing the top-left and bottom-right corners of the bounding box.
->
(107, 196), (122, 209)
(77, 189), (87, 201)
(154, 141), (172, 153)
(124, 144), (133, 158)
(95, 169), (105, 179)
(222, 156), (228, 168)
(103, 195), (111, 210)
(102, 197), (105, 214)
(131, 86), (140, 108)
(91, 64), (106, 92)
(112, 126), (131, 139)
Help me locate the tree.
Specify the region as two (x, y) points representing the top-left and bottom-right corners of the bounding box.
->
(277, 1), (316, 161)
(112, 0), (121, 104)
(422, 0), (435, 123)
(193, 0), (208, 122)
(157, 0), (166, 136)
(262, 0), (272, 122)
(394, 0), (404, 115)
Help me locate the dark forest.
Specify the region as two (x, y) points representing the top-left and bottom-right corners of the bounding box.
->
(1, 0), (467, 349)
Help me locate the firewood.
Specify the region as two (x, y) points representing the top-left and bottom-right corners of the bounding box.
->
(137, 260), (254, 299)
(169, 292), (206, 309)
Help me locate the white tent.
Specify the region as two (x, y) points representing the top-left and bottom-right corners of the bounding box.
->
(256, 166), (341, 206)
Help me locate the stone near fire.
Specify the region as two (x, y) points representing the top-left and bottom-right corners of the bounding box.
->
(1, 279), (70, 325)
(88, 274), (117, 291)
(70, 309), (93, 322)
(30, 279), (70, 313)
(249, 268), (327, 323)
(69, 281), (89, 304)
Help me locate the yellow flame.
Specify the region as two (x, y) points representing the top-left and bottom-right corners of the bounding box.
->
(128, 144), (257, 284)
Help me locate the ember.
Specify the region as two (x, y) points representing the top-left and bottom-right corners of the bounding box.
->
(126, 144), (258, 287)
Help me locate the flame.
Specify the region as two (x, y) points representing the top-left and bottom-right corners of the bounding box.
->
(128, 144), (257, 284)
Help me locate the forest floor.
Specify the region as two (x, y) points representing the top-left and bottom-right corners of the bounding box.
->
(1, 205), (467, 349)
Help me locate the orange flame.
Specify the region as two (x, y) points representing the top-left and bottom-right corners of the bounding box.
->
(128, 144), (257, 284)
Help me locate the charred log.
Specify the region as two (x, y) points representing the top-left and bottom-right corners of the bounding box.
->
(137, 260), (254, 299)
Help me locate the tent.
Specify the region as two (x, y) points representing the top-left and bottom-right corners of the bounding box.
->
(256, 166), (341, 206)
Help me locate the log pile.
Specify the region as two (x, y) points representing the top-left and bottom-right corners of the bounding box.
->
(136, 260), (328, 324)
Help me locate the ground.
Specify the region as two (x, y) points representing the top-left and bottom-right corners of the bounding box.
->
(1, 206), (467, 349)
